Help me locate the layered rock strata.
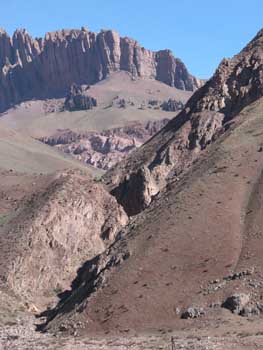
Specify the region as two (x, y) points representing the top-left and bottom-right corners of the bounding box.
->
(0, 28), (202, 112)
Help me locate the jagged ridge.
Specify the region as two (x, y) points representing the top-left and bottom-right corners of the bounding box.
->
(104, 28), (263, 215)
(0, 27), (202, 112)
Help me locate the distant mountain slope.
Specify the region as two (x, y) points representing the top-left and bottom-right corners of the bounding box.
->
(0, 125), (101, 175)
(0, 71), (192, 172)
(0, 71), (192, 138)
(0, 27), (203, 112)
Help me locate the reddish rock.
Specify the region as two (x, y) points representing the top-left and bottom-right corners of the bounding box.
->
(104, 28), (263, 215)
(40, 119), (170, 171)
(0, 28), (202, 112)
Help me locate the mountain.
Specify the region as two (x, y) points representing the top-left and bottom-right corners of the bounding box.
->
(103, 28), (263, 215)
(0, 70), (193, 172)
(0, 71), (192, 137)
(0, 27), (203, 112)
(40, 28), (263, 339)
(3, 24), (263, 350)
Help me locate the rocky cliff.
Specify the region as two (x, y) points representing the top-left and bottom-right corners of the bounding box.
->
(64, 84), (97, 111)
(0, 27), (202, 112)
(103, 28), (263, 215)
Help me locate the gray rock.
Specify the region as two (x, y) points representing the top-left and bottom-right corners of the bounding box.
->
(181, 307), (205, 319)
(161, 99), (184, 112)
(223, 268), (254, 281)
(222, 293), (250, 314)
(64, 84), (97, 111)
(240, 305), (260, 317)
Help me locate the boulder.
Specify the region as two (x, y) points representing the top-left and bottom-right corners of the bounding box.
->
(181, 307), (205, 319)
(222, 293), (250, 314)
(161, 99), (184, 111)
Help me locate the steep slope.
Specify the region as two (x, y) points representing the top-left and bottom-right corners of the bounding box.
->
(0, 170), (127, 311)
(104, 28), (263, 215)
(42, 28), (263, 335)
(0, 27), (202, 112)
(44, 97), (263, 334)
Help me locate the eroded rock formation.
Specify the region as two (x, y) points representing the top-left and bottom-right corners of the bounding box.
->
(103, 28), (263, 215)
(64, 84), (97, 111)
(2, 170), (128, 308)
(161, 98), (184, 111)
(40, 119), (169, 170)
(0, 27), (202, 112)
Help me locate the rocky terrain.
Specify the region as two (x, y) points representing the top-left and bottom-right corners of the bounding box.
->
(2, 25), (263, 350)
(64, 84), (97, 111)
(40, 119), (169, 170)
(0, 27), (203, 112)
(0, 71), (191, 138)
(0, 70), (190, 172)
(0, 170), (127, 310)
(19, 27), (263, 348)
(104, 28), (263, 215)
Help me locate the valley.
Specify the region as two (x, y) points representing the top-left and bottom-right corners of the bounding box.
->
(1, 23), (263, 350)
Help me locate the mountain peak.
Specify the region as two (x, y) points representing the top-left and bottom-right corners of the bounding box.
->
(0, 28), (8, 35)
(13, 28), (28, 37)
(0, 26), (201, 112)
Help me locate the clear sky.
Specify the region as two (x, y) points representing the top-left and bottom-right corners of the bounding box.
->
(1, 0), (263, 79)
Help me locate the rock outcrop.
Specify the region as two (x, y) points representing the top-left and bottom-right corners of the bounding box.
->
(0, 27), (202, 112)
(222, 294), (250, 315)
(1, 170), (128, 308)
(40, 119), (169, 170)
(103, 28), (263, 215)
(161, 98), (184, 111)
(64, 84), (97, 111)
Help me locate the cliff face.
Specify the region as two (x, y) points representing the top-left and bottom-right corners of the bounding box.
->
(103, 28), (263, 215)
(0, 27), (202, 112)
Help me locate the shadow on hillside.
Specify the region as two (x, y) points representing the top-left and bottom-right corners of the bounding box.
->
(36, 254), (101, 332)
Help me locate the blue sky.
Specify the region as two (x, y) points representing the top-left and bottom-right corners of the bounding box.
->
(1, 0), (263, 78)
